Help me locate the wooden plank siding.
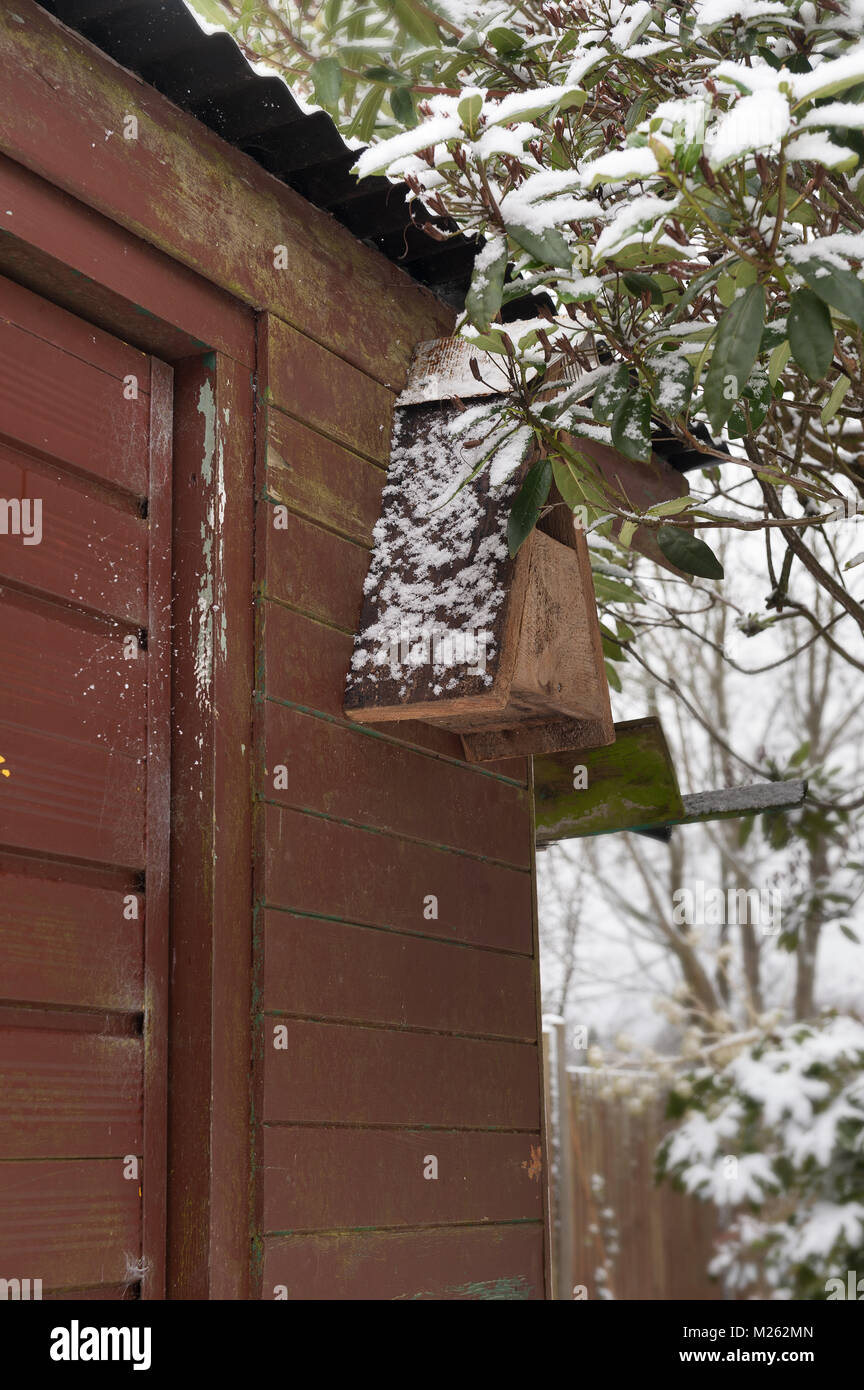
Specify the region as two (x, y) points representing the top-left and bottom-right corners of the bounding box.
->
(0, 276), (172, 1297)
(262, 1225), (544, 1301)
(0, 1160), (141, 1291)
(0, 3), (551, 1299)
(253, 314), (549, 1300)
(262, 1128), (544, 1232)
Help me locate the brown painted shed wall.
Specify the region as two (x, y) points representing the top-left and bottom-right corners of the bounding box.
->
(0, 0), (550, 1300)
(254, 320), (547, 1300)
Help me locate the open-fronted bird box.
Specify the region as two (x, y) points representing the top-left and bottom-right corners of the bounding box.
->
(343, 344), (615, 761)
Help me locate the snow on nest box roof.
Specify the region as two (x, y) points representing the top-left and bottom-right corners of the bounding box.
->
(343, 397), (522, 717)
(395, 338), (513, 406)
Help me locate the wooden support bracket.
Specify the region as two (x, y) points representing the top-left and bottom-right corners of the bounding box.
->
(534, 717), (808, 844)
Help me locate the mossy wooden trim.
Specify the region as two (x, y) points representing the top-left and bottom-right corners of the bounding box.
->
(535, 718), (808, 843)
(534, 717), (685, 843)
(0, 1), (452, 385)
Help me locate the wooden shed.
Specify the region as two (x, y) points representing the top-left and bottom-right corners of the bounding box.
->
(0, 0), (553, 1300)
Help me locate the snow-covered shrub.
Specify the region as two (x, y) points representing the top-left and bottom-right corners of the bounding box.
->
(657, 1014), (864, 1299)
(196, 0), (864, 666)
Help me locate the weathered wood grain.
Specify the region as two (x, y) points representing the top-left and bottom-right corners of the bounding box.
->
(0, 310), (149, 494)
(264, 319), (395, 465)
(677, 780), (807, 823)
(261, 1223), (544, 1299)
(262, 911), (537, 1041)
(0, 268), (150, 385)
(0, 447), (148, 623)
(263, 703), (532, 866)
(260, 503), (370, 635)
(0, 874), (142, 1012)
(452, 531), (615, 758)
(0, 594), (146, 751)
(0, 720), (145, 867)
(263, 1019), (540, 1129)
(167, 353), (254, 1299)
(506, 529), (612, 728)
(0, 1159), (140, 1292)
(261, 805), (534, 954)
(265, 410), (384, 545)
(461, 716), (614, 763)
(141, 356), (173, 1300)
(0, 1029), (142, 1158)
(261, 1127), (544, 1232)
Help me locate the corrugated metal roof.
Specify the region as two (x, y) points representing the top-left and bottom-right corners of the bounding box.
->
(37, 0), (476, 306)
(36, 0), (716, 473)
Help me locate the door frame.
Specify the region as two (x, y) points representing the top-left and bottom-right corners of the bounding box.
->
(143, 357), (173, 1300)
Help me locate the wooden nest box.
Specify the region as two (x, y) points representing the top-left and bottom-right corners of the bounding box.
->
(343, 338), (615, 762)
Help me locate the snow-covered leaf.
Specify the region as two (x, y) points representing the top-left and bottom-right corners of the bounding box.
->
(611, 389), (652, 463)
(484, 85), (586, 127)
(794, 258), (864, 331)
(703, 285), (765, 432)
(592, 363), (631, 424)
(465, 236), (508, 330)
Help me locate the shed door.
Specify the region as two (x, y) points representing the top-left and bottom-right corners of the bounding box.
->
(0, 275), (171, 1299)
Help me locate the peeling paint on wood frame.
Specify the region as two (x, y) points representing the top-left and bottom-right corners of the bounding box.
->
(193, 377), (230, 712)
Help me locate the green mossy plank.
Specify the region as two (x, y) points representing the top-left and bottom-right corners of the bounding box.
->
(534, 717), (685, 843)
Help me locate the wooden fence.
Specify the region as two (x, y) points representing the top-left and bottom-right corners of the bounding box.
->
(544, 1021), (723, 1300)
